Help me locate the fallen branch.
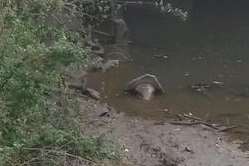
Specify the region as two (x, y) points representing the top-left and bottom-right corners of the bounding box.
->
(218, 126), (237, 132)
(182, 113), (202, 121)
(170, 121), (201, 126)
(23, 147), (97, 165)
(170, 114), (237, 132)
(169, 120), (219, 130)
(94, 30), (113, 37)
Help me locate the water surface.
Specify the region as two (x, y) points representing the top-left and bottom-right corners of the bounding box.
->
(89, 3), (249, 149)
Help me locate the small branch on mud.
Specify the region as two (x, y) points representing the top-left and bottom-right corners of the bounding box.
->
(218, 126), (237, 132)
(94, 30), (113, 37)
(169, 121), (219, 130)
(169, 114), (237, 132)
(182, 113), (202, 121)
(169, 121), (201, 126)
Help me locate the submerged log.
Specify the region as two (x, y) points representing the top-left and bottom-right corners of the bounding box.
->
(125, 74), (165, 100)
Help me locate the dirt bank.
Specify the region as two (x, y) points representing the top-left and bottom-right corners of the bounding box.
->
(78, 97), (249, 166)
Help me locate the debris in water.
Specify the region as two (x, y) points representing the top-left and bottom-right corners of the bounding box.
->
(184, 72), (190, 77)
(163, 108), (170, 113)
(236, 59), (242, 63)
(163, 55), (168, 59)
(212, 80), (225, 87)
(153, 53), (169, 60)
(191, 83), (211, 94)
(191, 81), (225, 95)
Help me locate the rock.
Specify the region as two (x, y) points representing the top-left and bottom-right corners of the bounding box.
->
(88, 56), (105, 71)
(66, 71), (88, 91)
(125, 74), (165, 100)
(89, 58), (119, 72)
(84, 88), (101, 100)
(90, 39), (105, 56)
(68, 81), (101, 100)
(102, 60), (119, 72)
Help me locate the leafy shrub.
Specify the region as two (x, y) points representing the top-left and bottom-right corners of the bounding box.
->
(0, 0), (119, 165)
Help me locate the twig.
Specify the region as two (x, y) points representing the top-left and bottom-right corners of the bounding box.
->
(171, 113), (238, 131)
(198, 121), (219, 130)
(94, 30), (113, 37)
(23, 147), (97, 165)
(218, 126), (237, 132)
(170, 121), (201, 126)
(183, 113), (202, 121)
(170, 120), (219, 130)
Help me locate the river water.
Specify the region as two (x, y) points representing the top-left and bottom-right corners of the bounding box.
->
(89, 2), (249, 149)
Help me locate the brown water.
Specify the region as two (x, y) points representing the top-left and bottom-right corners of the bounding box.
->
(88, 3), (249, 148)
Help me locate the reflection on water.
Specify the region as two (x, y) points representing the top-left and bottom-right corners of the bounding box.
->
(88, 2), (249, 149)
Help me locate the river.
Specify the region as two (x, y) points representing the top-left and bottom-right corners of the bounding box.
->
(88, 1), (249, 150)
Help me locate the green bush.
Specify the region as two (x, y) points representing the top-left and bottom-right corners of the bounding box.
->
(0, 0), (119, 165)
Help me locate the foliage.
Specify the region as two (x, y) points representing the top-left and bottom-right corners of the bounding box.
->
(70, 0), (112, 25)
(119, 0), (189, 21)
(154, 0), (189, 21)
(0, 0), (118, 165)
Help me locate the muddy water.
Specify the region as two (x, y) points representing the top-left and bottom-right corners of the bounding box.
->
(88, 4), (249, 147)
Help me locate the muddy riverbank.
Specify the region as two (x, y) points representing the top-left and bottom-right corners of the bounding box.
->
(77, 96), (249, 166)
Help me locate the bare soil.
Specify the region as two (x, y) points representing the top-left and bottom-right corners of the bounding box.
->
(78, 97), (249, 166)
